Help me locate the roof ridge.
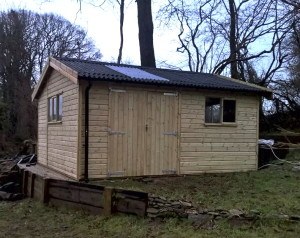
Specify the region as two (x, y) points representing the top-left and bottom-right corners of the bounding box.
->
(55, 57), (215, 76)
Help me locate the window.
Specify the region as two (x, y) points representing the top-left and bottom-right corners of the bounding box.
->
(205, 97), (236, 124)
(205, 98), (221, 123)
(48, 94), (63, 122)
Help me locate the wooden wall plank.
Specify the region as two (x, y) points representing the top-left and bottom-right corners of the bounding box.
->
(179, 92), (259, 174)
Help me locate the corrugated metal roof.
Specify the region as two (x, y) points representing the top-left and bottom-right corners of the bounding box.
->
(56, 57), (272, 96)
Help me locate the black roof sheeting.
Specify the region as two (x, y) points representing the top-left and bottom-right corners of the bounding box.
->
(57, 57), (271, 96)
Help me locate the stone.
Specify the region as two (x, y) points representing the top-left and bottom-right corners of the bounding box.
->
(171, 201), (181, 206)
(185, 209), (198, 215)
(179, 201), (192, 207)
(229, 209), (244, 217)
(292, 166), (300, 172)
(277, 214), (289, 220)
(147, 208), (159, 214)
(207, 211), (219, 216)
(155, 198), (167, 204)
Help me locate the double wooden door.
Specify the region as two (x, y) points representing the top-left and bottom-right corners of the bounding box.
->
(108, 89), (178, 177)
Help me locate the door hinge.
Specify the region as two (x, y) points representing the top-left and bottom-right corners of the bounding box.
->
(163, 131), (177, 136)
(163, 92), (178, 96)
(109, 88), (126, 93)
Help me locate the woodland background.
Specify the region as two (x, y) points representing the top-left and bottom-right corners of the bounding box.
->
(0, 0), (299, 148)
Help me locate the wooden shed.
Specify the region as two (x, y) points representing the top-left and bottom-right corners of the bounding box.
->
(32, 57), (272, 180)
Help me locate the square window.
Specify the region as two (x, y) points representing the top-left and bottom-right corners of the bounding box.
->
(205, 97), (221, 123)
(223, 100), (236, 123)
(205, 97), (236, 124)
(58, 94), (63, 121)
(48, 94), (63, 122)
(48, 98), (53, 121)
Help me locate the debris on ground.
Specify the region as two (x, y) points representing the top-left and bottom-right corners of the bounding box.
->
(0, 140), (37, 201)
(147, 194), (300, 229)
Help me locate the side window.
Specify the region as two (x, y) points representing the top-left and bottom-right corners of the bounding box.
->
(48, 94), (63, 122)
(205, 97), (236, 124)
(58, 94), (63, 121)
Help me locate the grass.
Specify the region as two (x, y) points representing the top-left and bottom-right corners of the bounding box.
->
(0, 199), (299, 238)
(0, 151), (299, 237)
(93, 153), (300, 216)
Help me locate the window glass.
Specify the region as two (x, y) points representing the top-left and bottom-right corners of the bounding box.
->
(53, 96), (57, 120)
(48, 94), (63, 122)
(58, 94), (63, 121)
(48, 98), (53, 121)
(223, 100), (236, 122)
(205, 98), (221, 123)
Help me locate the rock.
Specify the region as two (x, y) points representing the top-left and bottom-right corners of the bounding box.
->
(229, 209), (244, 217)
(147, 208), (159, 214)
(292, 166), (300, 172)
(171, 201), (181, 207)
(154, 198), (167, 204)
(179, 201), (192, 207)
(277, 214), (289, 220)
(185, 209), (198, 215)
(207, 211), (219, 216)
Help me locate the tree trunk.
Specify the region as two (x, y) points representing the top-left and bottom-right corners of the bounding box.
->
(136, 0), (156, 67)
(228, 0), (238, 79)
(117, 0), (125, 64)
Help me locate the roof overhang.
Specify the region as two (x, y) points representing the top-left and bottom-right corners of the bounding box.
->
(32, 57), (79, 101)
(216, 74), (273, 99)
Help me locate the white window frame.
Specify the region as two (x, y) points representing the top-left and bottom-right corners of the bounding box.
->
(205, 97), (236, 125)
(48, 94), (63, 122)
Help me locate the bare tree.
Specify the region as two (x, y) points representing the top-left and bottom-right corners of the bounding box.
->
(77, 0), (156, 66)
(88, 0), (126, 64)
(159, 0), (291, 86)
(0, 10), (101, 140)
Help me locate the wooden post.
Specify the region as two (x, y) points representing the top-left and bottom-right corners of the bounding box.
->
(30, 173), (35, 198)
(22, 170), (29, 196)
(42, 178), (49, 203)
(103, 187), (114, 216)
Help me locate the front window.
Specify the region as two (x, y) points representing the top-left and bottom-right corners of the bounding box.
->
(48, 94), (63, 122)
(205, 98), (221, 123)
(205, 97), (236, 124)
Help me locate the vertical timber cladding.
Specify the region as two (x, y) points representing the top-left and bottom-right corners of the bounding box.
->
(108, 88), (179, 177)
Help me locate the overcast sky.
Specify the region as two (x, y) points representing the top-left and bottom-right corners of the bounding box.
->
(1, 0), (184, 67)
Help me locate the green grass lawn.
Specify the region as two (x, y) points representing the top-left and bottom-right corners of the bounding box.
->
(0, 152), (299, 237)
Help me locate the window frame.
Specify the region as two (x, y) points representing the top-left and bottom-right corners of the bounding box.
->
(48, 94), (63, 123)
(204, 97), (237, 126)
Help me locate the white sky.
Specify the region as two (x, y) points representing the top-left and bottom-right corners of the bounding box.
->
(1, 0), (184, 67)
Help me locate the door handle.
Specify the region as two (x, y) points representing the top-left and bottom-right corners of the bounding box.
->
(145, 124), (148, 131)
